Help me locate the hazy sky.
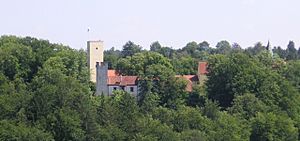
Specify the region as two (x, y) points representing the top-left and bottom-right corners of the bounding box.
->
(1, 0), (299, 50)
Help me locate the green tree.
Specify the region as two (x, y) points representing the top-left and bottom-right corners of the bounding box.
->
(209, 112), (251, 141)
(228, 93), (267, 119)
(180, 130), (207, 141)
(273, 46), (286, 59)
(121, 41), (142, 57)
(172, 56), (197, 75)
(104, 47), (121, 69)
(215, 40), (231, 55)
(187, 85), (206, 107)
(0, 120), (53, 141)
(158, 77), (188, 108)
(150, 41), (162, 52)
(182, 41), (198, 55)
(250, 112), (298, 141)
(198, 41), (210, 51)
(134, 116), (179, 141)
(282, 60), (300, 90)
(246, 42), (266, 56)
(111, 90), (139, 138)
(286, 41), (297, 60)
(116, 52), (173, 76)
(206, 53), (281, 108)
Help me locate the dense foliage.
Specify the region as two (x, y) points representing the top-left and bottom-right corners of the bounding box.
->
(1, 35), (300, 140)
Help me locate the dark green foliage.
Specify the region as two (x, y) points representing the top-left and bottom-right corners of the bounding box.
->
(187, 85), (206, 107)
(250, 112), (298, 141)
(283, 60), (300, 90)
(121, 41), (142, 57)
(116, 51), (173, 76)
(273, 46), (286, 59)
(180, 130), (207, 141)
(286, 41), (298, 60)
(104, 47), (121, 69)
(172, 56), (198, 75)
(1, 35), (300, 140)
(229, 93), (267, 119)
(0, 120), (53, 141)
(134, 116), (179, 141)
(158, 77), (188, 108)
(246, 42), (266, 56)
(215, 40), (232, 55)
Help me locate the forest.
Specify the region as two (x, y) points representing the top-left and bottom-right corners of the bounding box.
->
(1, 35), (300, 141)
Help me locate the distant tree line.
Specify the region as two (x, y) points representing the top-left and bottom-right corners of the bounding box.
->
(1, 35), (300, 140)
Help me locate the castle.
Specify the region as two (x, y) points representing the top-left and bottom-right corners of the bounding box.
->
(87, 41), (208, 96)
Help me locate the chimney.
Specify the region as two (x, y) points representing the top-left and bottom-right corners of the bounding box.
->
(198, 61), (208, 86)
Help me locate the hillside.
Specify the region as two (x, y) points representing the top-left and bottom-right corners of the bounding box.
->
(1, 35), (300, 141)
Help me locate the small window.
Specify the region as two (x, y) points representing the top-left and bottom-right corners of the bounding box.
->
(130, 87), (134, 92)
(113, 87), (117, 90)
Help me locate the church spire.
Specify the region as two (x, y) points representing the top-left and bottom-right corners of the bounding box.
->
(266, 40), (270, 51)
(266, 40), (273, 57)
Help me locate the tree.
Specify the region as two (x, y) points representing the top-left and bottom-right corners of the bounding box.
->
(298, 48), (300, 59)
(215, 40), (231, 55)
(187, 85), (206, 107)
(121, 41), (142, 57)
(172, 106), (212, 132)
(209, 112), (251, 141)
(116, 52), (173, 76)
(228, 93), (267, 119)
(198, 41), (210, 51)
(172, 56), (198, 75)
(250, 112), (298, 141)
(27, 58), (91, 140)
(246, 42), (266, 56)
(182, 41), (198, 55)
(286, 41), (297, 60)
(202, 100), (220, 120)
(150, 41), (162, 52)
(158, 77), (188, 108)
(0, 120), (53, 141)
(111, 90), (139, 137)
(232, 42), (243, 53)
(282, 60), (300, 90)
(273, 46), (286, 59)
(180, 130), (207, 141)
(134, 116), (179, 141)
(206, 53), (282, 108)
(104, 47), (121, 69)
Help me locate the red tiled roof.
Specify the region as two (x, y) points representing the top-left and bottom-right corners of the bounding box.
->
(175, 75), (199, 92)
(198, 62), (208, 75)
(108, 76), (138, 86)
(108, 70), (119, 76)
(106, 69), (202, 92)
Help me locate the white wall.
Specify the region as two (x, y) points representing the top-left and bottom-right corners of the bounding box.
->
(108, 85), (138, 96)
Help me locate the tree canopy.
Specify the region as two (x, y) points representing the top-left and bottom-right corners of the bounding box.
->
(1, 35), (300, 140)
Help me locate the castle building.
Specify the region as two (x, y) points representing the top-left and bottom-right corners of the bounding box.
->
(95, 62), (138, 96)
(87, 40), (208, 96)
(87, 41), (104, 83)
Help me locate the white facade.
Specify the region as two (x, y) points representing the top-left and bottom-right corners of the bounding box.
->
(108, 85), (138, 96)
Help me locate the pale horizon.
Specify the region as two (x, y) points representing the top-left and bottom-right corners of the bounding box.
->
(1, 0), (299, 50)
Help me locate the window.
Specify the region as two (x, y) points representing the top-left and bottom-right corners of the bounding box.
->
(130, 87), (134, 92)
(113, 87), (117, 90)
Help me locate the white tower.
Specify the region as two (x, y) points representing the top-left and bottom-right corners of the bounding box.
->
(87, 40), (104, 83)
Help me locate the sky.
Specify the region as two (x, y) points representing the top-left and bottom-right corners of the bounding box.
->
(0, 0), (300, 50)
